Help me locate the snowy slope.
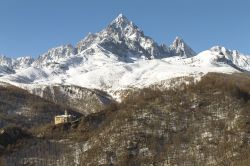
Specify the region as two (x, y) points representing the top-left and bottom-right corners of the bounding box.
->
(0, 55), (14, 76)
(32, 44), (76, 67)
(209, 46), (250, 71)
(13, 56), (34, 69)
(0, 14), (249, 99)
(0, 45), (240, 93)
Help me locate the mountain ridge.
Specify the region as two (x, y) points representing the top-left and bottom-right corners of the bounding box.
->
(1, 14), (197, 67)
(0, 14), (250, 100)
(1, 14), (249, 69)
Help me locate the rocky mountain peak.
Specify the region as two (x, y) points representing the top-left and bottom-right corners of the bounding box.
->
(210, 46), (229, 53)
(1, 15), (198, 71)
(106, 14), (143, 39)
(209, 46), (250, 71)
(209, 46), (242, 57)
(77, 14), (163, 60)
(172, 36), (185, 48)
(170, 36), (196, 57)
(33, 44), (77, 67)
(110, 13), (131, 27)
(0, 55), (34, 71)
(210, 46), (241, 58)
(13, 56), (34, 69)
(0, 55), (12, 68)
(77, 15), (197, 60)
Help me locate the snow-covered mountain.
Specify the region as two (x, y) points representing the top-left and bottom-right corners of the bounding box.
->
(0, 55), (34, 69)
(0, 55), (34, 76)
(14, 56), (35, 69)
(32, 44), (76, 67)
(0, 55), (13, 68)
(0, 14), (249, 100)
(77, 14), (196, 61)
(209, 46), (250, 71)
(77, 14), (165, 61)
(170, 37), (197, 58)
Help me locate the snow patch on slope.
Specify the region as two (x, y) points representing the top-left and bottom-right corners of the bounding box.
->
(0, 47), (239, 98)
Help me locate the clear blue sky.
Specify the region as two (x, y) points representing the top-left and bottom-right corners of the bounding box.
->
(0, 0), (249, 58)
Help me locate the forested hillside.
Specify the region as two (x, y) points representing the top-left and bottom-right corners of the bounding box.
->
(1, 73), (250, 165)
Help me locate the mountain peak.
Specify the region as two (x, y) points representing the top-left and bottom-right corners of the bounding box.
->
(171, 36), (196, 57)
(210, 46), (246, 60)
(112, 13), (130, 24)
(117, 13), (125, 19)
(78, 15), (196, 59)
(172, 36), (185, 48)
(210, 46), (239, 56)
(109, 14), (134, 30)
(210, 46), (227, 52)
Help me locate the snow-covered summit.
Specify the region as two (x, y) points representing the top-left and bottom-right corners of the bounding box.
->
(170, 37), (196, 58)
(77, 14), (197, 61)
(33, 44), (77, 67)
(14, 56), (34, 69)
(209, 46), (250, 71)
(110, 13), (132, 29)
(0, 55), (12, 68)
(77, 14), (166, 61)
(0, 14), (249, 98)
(0, 55), (34, 69)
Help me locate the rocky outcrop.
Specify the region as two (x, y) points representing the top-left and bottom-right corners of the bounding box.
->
(29, 85), (114, 115)
(170, 36), (196, 57)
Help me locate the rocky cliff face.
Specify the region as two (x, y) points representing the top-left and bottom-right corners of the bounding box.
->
(13, 56), (34, 69)
(77, 14), (196, 61)
(32, 44), (77, 67)
(210, 46), (250, 71)
(170, 36), (196, 57)
(0, 55), (12, 68)
(0, 55), (34, 69)
(28, 85), (114, 115)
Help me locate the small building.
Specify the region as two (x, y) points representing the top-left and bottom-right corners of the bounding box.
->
(54, 110), (73, 125)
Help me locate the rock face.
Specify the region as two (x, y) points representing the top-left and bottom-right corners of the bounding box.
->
(210, 46), (250, 71)
(29, 85), (114, 115)
(77, 14), (173, 61)
(0, 56), (15, 76)
(77, 14), (197, 61)
(170, 37), (196, 57)
(0, 55), (34, 69)
(13, 56), (34, 69)
(33, 44), (77, 67)
(0, 55), (13, 68)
